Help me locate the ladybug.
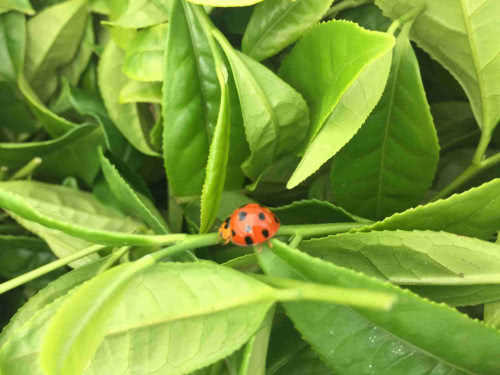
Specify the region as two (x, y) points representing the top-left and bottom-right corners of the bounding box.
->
(219, 203), (280, 246)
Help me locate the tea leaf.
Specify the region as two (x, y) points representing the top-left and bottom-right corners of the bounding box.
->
(0, 11), (25, 81)
(120, 80), (162, 104)
(375, 0), (500, 133)
(242, 0), (333, 61)
(0, 0), (34, 14)
(329, 22), (439, 219)
(280, 21), (395, 188)
(106, 0), (169, 29)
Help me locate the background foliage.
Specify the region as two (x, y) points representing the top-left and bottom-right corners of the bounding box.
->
(1, 0), (500, 374)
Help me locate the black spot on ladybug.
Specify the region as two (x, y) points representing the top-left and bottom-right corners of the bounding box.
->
(262, 229), (269, 238)
(245, 224), (252, 233)
(238, 211), (247, 221)
(244, 236), (254, 245)
(231, 230), (236, 236)
(258, 213), (266, 221)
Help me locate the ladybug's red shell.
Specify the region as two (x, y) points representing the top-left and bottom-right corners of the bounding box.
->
(228, 203), (280, 246)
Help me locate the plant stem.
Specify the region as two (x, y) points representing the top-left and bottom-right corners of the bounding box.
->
(289, 234), (303, 248)
(10, 157), (42, 180)
(98, 246), (131, 274)
(0, 244), (108, 295)
(430, 130), (499, 202)
(325, 0), (373, 18)
(151, 233), (219, 262)
(253, 274), (395, 310)
(278, 222), (364, 238)
(387, 3), (426, 35)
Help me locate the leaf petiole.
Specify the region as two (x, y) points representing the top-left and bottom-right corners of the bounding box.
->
(387, 3), (426, 35)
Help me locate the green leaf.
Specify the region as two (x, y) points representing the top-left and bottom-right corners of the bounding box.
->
(41, 257), (155, 375)
(336, 3), (391, 31)
(300, 230), (500, 285)
(0, 236), (58, 286)
(0, 11), (26, 81)
(411, 284), (500, 307)
(65, 83), (129, 158)
(280, 21), (395, 188)
(259, 240), (500, 374)
(213, 35), (310, 180)
(485, 301), (500, 328)
(59, 17), (94, 86)
(432, 101), (479, 152)
(45, 262), (275, 375)
(187, 0), (263, 6)
(199, 71), (230, 233)
(100, 150), (170, 234)
(163, 0), (219, 197)
(0, 180), (145, 248)
(375, 0), (500, 133)
(120, 79), (162, 104)
(359, 178), (500, 240)
(98, 40), (159, 156)
(123, 23), (167, 82)
(329, 22), (439, 220)
(24, 0), (88, 101)
(0, 256), (105, 350)
(0, 81), (36, 132)
(0, 123), (93, 168)
(17, 73), (78, 137)
(242, 0), (333, 62)
(106, 0), (169, 29)
(0, 0), (33, 14)
(273, 199), (364, 225)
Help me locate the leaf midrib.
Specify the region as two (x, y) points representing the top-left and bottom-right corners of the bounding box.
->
(103, 289), (275, 338)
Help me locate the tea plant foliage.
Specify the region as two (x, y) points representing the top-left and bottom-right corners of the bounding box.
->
(1, 0), (500, 374)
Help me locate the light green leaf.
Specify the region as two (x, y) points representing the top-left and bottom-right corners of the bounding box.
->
(411, 284), (500, 307)
(242, 0), (333, 61)
(280, 21), (395, 188)
(187, 0), (263, 6)
(24, 0), (88, 101)
(199, 71), (230, 233)
(485, 301), (500, 329)
(41, 258), (155, 375)
(358, 178), (500, 240)
(44, 262), (275, 375)
(98, 40), (159, 156)
(0, 257), (105, 351)
(163, 0), (219, 196)
(0, 11), (26, 81)
(18, 73), (78, 137)
(60, 17), (94, 86)
(300, 230), (500, 285)
(259, 239), (500, 374)
(106, 0), (169, 29)
(119, 80), (162, 104)
(100, 150), (170, 234)
(0, 180), (145, 248)
(213, 34), (309, 180)
(375, 0), (500, 133)
(123, 23), (167, 82)
(0, 0), (33, 14)
(329, 22), (439, 220)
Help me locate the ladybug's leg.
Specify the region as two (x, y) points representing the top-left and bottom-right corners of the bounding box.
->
(267, 240), (273, 248)
(224, 238), (230, 245)
(254, 245), (263, 253)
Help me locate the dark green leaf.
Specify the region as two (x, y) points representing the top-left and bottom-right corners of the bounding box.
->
(259, 240), (500, 374)
(100, 150), (170, 234)
(0, 11), (26, 81)
(329, 22), (439, 220)
(163, 0), (219, 196)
